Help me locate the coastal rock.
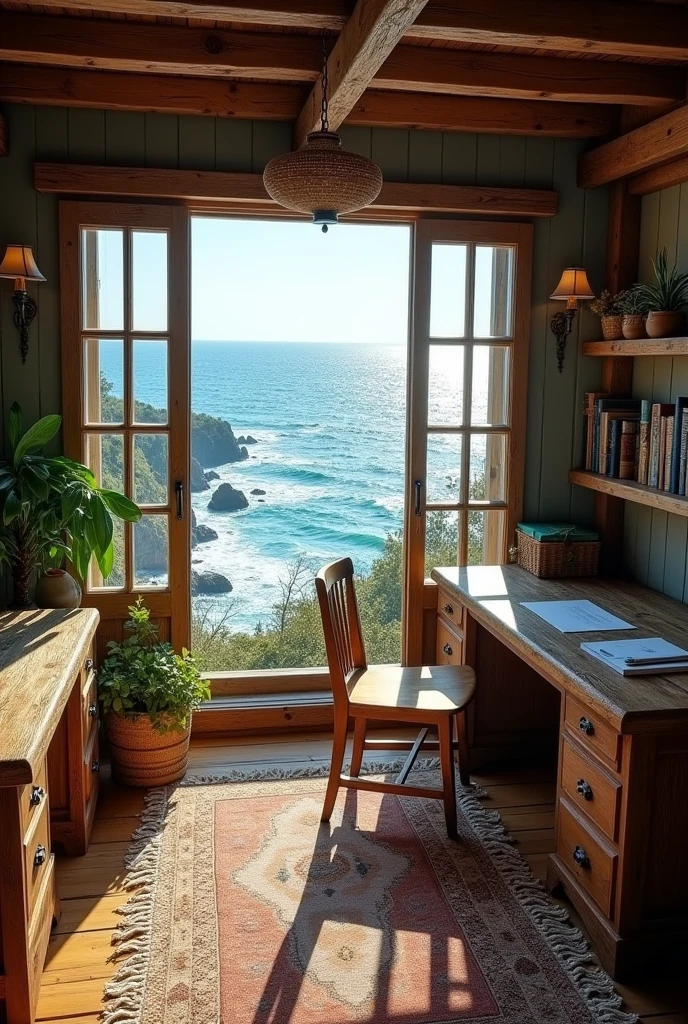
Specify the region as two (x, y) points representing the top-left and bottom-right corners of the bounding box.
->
(245, 435), (258, 444)
(192, 412), (248, 467)
(250, 488), (266, 495)
(191, 509), (198, 548)
(237, 435), (246, 444)
(208, 482), (249, 512)
(205, 469), (220, 481)
(196, 524), (218, 544)
(191, 570), (233, 595)
(191, 457), (210, 492)
(240, 446), (248, 459)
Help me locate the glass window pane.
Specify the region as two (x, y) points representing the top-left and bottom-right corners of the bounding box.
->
(84, 339), (124, 424)
(468, 510), (507, 565)
(428, 345), (464, 426)
(134, 339), (168, 424)
(470, 433), (508, 504)
(473, 246), (514, 338)
(81, 228), (124, 330)
(427, 434), (461, 505)
(471, 346), (510, 426)
(133, 434), (168, 506)
(132, 231), (168, 332)
(84, 433), (125, 591)
(134, 515), (169, 588)
(425, 510), (459, 575)
(430, 244), (467, 338)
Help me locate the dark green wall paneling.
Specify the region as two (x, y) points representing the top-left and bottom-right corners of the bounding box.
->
(625, 182), (688, 601)
(0, 102), (606, 528)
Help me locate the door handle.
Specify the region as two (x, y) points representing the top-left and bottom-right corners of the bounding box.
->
(414, 480), (422, 517)
(175, 480), (184, 521)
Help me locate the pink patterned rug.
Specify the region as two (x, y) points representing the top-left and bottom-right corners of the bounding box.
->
(103, 766), (635, 1024)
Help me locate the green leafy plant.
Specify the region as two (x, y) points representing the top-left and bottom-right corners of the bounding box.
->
(619, 287), (649, 316)
(99, 597), (210, 730)
(635, 248), (688, 312)
(590, 289), (627, 318)
(0, 403), (141, 606)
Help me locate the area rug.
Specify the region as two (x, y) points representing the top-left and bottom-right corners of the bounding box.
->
(103, 763), (636, 1024)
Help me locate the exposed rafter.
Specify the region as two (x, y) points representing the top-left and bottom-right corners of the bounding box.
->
(0, 13), (681, 109)
(0, 65), (613, 137)
(16, 0), (352, 28)
(578, 104), (688, 188)
(293, 0), (430, 148)
(628, 156), (688, 197)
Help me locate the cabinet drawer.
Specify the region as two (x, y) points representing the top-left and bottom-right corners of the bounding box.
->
(83, 727), (100, 810)
(437, 619), (463, 666)
(20, 759), (48, 837)
(564, 697), (621, 770)
(23, 799), (51, 918)
(437, 588), (464, 634)
(557, 799), (617, 917)
(81, 664), (99, 736)
(561, 737), (621, 842)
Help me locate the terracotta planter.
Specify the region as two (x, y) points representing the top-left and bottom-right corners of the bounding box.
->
(104, 712), (191, 787)
(34, 568), (82, 609)
(600, 315), (623, 341)
(645, 310), (686, 339)
(622, 314), (646, 340)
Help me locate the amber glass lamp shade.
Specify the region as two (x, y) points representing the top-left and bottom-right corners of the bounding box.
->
(550, 267), (594, 309)
(0, 245), (46, 289)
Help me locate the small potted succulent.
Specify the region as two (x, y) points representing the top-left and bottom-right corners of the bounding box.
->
(98, 597), (210, 787)
(619, 287), (648, 340)
(635, 248), (688, 339)
(590, 289), (627, 341)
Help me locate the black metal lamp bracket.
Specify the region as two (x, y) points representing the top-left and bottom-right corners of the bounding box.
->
(550, 308), (576, 373)
(12, 289), (37, 365)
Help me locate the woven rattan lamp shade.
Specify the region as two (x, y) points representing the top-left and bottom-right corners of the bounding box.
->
(263, 131), (383, 230)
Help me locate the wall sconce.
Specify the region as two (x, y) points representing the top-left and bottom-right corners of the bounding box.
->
(0, 245), (46, 364)
(550, 267), (594, 373)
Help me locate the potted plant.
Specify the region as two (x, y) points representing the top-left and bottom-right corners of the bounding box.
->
(619, 287), (649, 340)
(0, 404), (141, 607)
(98, 597), (210, 786)
(635, 248), (688, 339)
(590, 289), (627, 340)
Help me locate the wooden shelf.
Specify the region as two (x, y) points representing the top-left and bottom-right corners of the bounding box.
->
(570, 470), (688, 517)
(582, 338), (688, 357)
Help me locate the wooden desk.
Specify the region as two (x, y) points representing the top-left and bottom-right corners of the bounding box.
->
(0, 608), (100, 1024)
(432, 564), (688, 980)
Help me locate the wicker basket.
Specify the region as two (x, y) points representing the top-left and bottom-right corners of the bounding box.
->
(516, 529), (600, 579)
(104, 712), (191, 787)
(600, 315), (623, 341)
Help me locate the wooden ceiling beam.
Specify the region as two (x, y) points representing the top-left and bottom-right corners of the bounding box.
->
(18, 0), (352, 28)
(578, 104), (688, 188)
(0, 13), (681, 108)
(0, 65), (613, 138)
(628, 155), (688, 197)
(34, 161), (558, 217)
(294, 0), (430, 147)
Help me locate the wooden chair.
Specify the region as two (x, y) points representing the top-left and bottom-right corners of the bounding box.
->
(315, 557), (476, 839)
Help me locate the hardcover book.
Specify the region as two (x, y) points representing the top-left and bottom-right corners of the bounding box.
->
(638, 399), (651, 485)
(620, 420), (638, 480)
(669, 396), (688, 493)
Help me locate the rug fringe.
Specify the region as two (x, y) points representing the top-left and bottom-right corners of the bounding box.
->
(101, 761), (636, 1024)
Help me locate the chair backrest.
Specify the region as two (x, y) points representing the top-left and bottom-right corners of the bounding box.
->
(315, 557), (367, 707)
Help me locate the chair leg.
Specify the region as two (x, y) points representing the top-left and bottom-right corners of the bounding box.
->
(455, 710), (470, 786)
(321, 711), (347, 823)
(438, 717), (458, 840)
(350, 716), (366, 777)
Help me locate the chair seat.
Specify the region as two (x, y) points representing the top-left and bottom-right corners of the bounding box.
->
(348, 663), (476, 718)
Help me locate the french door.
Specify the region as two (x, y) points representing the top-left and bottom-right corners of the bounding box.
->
(60, 202), (191, 655)
(403, 220), (532, 665)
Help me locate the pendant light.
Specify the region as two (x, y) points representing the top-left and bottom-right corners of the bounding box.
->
(263, 35), (383, 232)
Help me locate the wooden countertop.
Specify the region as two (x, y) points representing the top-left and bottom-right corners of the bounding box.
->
(0, 607), (99, 786)
(432, 565), (688, 732)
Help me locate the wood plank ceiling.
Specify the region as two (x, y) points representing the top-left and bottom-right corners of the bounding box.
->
(0, 0), (687, 189)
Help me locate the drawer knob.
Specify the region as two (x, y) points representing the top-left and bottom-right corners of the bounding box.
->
(34, 844), (47, 867)
(443, 603), (454, 615)
(91, 759), (100, 773)
(88, 703), (98, 718)
(572, 845), (590, 868)
(578, 716), (595, 736)
(29, 785), (45, 807)
(576, 779), (593, 801)
(85, 658), (94, 673)
(443, 642), (453, 655)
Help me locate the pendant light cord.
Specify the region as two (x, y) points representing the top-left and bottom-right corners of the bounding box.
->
(320, 33), (329, 133)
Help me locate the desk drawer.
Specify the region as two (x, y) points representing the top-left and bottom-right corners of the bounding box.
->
(83, 726), (100, 810)
(81, 664), (99, 736)
(561, 737), (621, 841)
(20, 759), (48, 837)
(437, 588), (464, 634)
(23, 798), (51, 918)
(437, 619), (463, 666)
(557, 798), (617, 917)
(564, 697), (621, 770)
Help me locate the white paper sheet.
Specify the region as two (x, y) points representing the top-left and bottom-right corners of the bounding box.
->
(520, 600), (636, 633)
(581, 637), (688, 675)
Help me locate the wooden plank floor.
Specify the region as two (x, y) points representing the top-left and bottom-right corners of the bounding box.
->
(38, 730), (688, 1024)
